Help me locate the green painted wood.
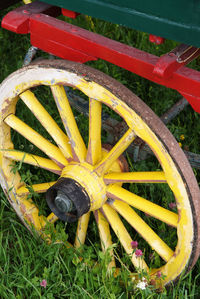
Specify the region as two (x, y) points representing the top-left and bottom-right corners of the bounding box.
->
(42, 0), (200, 48)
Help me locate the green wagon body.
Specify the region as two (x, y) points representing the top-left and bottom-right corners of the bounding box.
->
(42, 0), (200, 48)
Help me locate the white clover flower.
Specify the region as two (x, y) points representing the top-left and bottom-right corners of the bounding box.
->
(136, 280), (147, 290)
(29, 144), (34, 150)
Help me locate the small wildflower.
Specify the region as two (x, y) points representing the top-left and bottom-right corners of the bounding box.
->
(169, 202), (176, 209)
(136, 280), (147, 290)
(157, 271), (162, 278)
(29, 144), (34, 151)
(135, 249), (143, 258)
(180, 134), (185, 140)
(178, 142), (182, 147)
(131, 241), (138, 249)
(144, 212), (150, 218)
(40, 279), (47, 288)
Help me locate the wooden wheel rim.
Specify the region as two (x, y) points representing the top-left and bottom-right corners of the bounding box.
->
(0, 60), (199, 286)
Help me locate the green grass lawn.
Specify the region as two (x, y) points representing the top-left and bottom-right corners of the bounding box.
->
(0, 3), (200, 298)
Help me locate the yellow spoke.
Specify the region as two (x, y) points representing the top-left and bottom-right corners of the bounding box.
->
(74, 212), (91, 248)
(107, 185), (178, 227)
(4, 114), (68, 167)
(94, 210), (116, 269)
(20, 90), (72, 160)
(86, 99), (102, 165)
(102, 203), (148, 271)
(110, 200), (174, 262)
(47, 213), (58, 224)
(16, 181), (56, 196)
(104, 171), (166, 184)
(95, 128), (136, 176)
(51, 85), (86, 162)
(3, 150), (61, 174)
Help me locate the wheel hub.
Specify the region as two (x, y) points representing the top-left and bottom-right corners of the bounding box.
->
(46, 162), (107, 222)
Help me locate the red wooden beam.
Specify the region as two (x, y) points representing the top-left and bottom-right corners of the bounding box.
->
(153, 44), (200, 79)
(1, 1), (60, 33)
(2, 4), (200, 112)
(62, 8), (79, 19)
(29, 14), (200, 96)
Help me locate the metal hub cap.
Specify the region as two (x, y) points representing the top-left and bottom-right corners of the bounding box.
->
(46, 162), (107, 222)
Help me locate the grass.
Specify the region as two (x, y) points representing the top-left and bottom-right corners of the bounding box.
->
(0, 2), (200, 298)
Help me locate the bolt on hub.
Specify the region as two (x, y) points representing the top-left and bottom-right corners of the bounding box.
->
(54, 191), (74, 213)
(46, 177), (90, 222)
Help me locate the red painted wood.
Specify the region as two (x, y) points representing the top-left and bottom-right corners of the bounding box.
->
(1, 1), (61, 33)
(62, 8), (79, 18)
(2, 4), (200, 112)
(153, 45), (200, 79)
(149, 35), (165, 45)
(31, 33), (96, 62)
(29, 14), (200, 99)
(2, 10), (30, 34)
(181, 93), (200, 113)
(153, 53), (183, 79)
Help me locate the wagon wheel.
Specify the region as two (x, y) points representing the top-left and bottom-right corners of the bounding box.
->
(0, 60), (199, 287)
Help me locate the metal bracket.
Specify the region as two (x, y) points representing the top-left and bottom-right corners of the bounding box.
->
(153, 44), (200, 79)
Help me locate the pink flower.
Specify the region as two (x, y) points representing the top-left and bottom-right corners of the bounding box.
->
(131, 241), (138, 249)
(144, 213), (150, 218)
(157, 271), (162, 278)
(40, 279), (47, 288)
(135, 249), (143, 258)
(169, 202), (176, 209)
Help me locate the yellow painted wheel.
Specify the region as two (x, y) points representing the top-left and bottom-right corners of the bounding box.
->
(0, 60), (200, 286)
(23, 0), (32, 4)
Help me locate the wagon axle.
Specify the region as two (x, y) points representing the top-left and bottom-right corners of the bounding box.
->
(46, 177), (90, 222)
(54, 191), (74, 214)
